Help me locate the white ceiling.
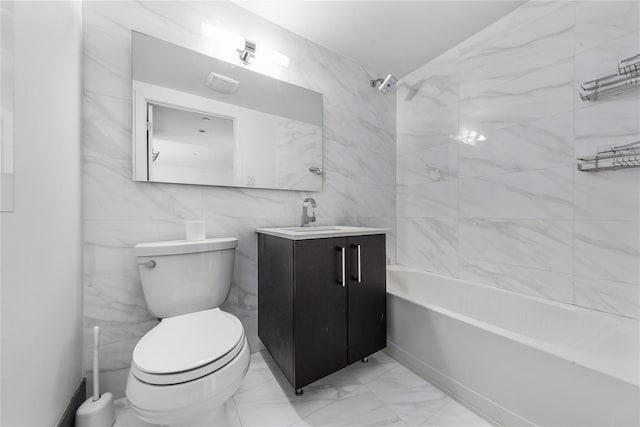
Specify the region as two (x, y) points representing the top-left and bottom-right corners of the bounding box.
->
(232, 1), (525, 78)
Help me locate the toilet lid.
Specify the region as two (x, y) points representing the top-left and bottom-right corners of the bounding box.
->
(133, 308), (244, 375)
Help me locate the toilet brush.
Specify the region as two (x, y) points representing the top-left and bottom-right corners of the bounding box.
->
(76, 326), (116, 427)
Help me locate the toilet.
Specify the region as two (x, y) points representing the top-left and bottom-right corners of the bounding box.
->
(125, 238), (250, 426)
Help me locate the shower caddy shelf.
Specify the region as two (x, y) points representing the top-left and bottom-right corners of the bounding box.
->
(577, 141), (640, 172)
(579, 53), (640, 101)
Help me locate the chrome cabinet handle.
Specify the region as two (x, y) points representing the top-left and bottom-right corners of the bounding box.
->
(356, 244), (362, 283)
(340, 247), (346, 287)
(137, 260), (156, 268)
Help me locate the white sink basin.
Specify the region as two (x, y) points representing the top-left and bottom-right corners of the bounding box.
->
(256, 225), (389, 240)
(281, 226), (343, 232)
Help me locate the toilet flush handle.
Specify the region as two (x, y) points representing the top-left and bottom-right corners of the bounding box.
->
(137, 260), (156, 268)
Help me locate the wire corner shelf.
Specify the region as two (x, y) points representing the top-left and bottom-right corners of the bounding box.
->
(579, 53), (640, 102)
(577, 141), (640, 172)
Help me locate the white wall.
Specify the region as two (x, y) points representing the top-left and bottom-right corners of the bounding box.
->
(396, 1), (640, 319)
(1, 2), (83, 425)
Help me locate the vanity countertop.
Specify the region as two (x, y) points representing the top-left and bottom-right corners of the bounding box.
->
(255, 226), (388, 240)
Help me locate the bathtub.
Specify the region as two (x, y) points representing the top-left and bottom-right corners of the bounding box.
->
(386, 265), (639, 427)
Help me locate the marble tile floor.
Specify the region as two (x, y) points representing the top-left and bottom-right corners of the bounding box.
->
(114, 350), (493, 427)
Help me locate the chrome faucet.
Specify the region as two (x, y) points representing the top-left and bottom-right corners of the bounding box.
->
(301, 198), (317, 227)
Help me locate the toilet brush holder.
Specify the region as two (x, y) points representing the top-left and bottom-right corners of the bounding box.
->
(76, 326), (115, 427)
(76, 393), (115, 427)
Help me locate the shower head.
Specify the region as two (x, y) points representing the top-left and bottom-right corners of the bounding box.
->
(370, 74), (397, 94)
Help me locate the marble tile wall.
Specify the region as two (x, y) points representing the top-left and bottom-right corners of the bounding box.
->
(83, 0), (396, 396)
(397, 1), (640, 319)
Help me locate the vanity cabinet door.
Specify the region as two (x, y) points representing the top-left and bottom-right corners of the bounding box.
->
(347, 234), (386, 364)
(294, 237), (348, 388)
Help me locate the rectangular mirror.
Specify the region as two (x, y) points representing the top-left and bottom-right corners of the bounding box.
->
(1, 0), (14, 211)
(132, 31), (323, 191)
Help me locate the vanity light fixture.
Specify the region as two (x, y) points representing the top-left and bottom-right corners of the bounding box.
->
(238, 39), (256, 64)
(201, 23), (290, 67)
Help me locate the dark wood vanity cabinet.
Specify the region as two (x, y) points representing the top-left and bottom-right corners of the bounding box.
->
(257, 233), (386, 391)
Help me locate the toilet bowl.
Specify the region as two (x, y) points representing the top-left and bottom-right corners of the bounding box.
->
(126, 309), (250, 425)
(125, 238), (249, 426)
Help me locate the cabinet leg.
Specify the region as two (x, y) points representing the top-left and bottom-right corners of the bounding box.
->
(361, 357), (369, 363)
(295, 388), (304, 396)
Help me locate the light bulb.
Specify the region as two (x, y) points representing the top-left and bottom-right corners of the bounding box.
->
(201, 23), (244, 50)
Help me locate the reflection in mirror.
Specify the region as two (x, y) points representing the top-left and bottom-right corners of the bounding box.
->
(150, 104), (235, 186)
(1, 0), (14, 211)
(132, 31), (323, 192)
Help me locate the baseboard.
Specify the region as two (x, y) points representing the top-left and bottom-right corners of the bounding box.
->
(56, 378), (87, 427)
(385, 341), (532, 427)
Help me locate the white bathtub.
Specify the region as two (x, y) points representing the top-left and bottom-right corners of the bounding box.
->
(386, 265), (639, 427)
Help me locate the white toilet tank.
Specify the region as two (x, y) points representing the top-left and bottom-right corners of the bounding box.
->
(134, 238), (237, 318)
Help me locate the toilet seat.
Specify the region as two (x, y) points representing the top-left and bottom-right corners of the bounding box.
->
(131, 308), (244, 385)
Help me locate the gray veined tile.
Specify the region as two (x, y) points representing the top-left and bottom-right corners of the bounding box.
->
(356, 148), (395, 186)
(397, 99), (458, 140)
(227, 264), (258, 310)
(458, 219), (573, 274)
(460, 59), (574, 134)
(459, 4), (574, 100)
(396, 218), (458, 277)
(575, 1), (640, 53)
(233, 375), (338, 427)
(397, 142), (458, 185)
(457, 0), (572, 63)
(83, 3), (134, 100)
(574, 167), (640, 221)
(574, 221), (640, 285)
(458, 166), (574, 220)
(396, 131), (455, 157)
(399, 49), (459, 108)
(323, 106), (364, 151)
(84, 157), (203, 221)
(396, 248), (458, 278)
(324, 141), (360, 181)
(396, 182), (458, 219)
(458, 111), (574, 178)
(84, 270), (153, 324)
(290, 386), (407, 427)
(83, 91), (132, 161)
(366, 365), (451, 426)
(344, 350), (400, 384)
(574, 275), (640, 319)
(237, 351), (286, 395)
(201, 186), (299, 220)
(353, 184), (395, 218)
(458, 258), (573, 304)
(83, 316), (157, 372)
(300, 367), (364, 401)
(363, 122), (396, 159)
